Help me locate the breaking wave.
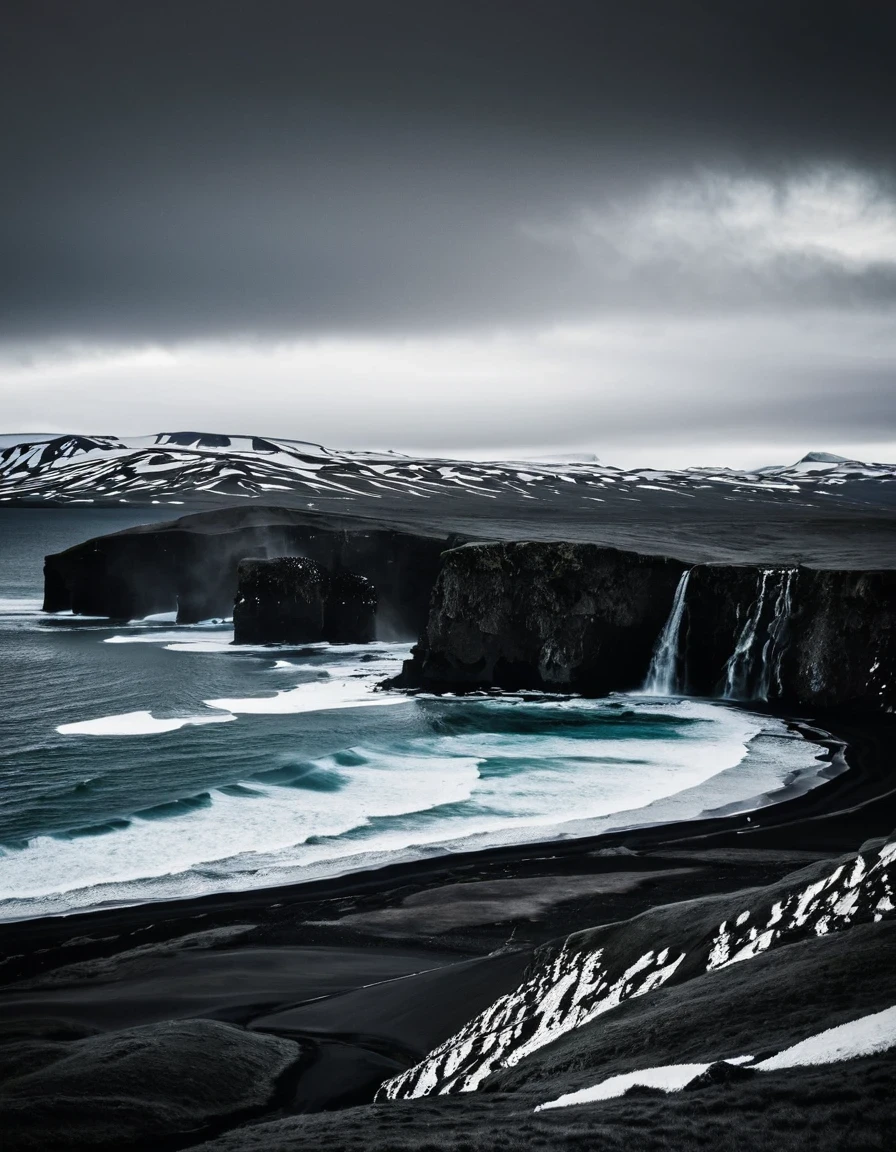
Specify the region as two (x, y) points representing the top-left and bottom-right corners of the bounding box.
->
(0, 692), (831, 921)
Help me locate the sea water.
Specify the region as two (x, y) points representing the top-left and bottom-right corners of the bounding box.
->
(0, 509), (830, 921)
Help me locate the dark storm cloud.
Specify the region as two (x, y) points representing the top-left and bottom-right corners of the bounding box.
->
(2, 0), (896, 342)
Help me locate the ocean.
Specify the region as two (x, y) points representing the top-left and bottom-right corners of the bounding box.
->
(0, 508), (831, 921)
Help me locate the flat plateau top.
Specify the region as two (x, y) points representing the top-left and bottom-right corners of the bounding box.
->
(83, 492), (896, 570)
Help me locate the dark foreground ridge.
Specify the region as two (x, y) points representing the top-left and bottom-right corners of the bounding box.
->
(395, 541), (896, 713)
(380, 833), (896, 1099)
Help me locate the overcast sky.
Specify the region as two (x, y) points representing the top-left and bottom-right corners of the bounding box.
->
(1, 1), (895, 467)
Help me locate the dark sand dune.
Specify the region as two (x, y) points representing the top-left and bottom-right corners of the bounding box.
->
(248, 950), (529, 1058)
(2, 940), (456, 1033)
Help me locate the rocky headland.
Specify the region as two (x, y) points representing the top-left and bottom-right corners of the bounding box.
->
(394, 542), (896, 713)
(42, 506), (457, 635)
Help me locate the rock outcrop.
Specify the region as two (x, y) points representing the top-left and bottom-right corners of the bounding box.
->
(233, 557), (376, 644)
(43, 505), (458, 635)
(394, 542), (896, 713)
(394, 542), (687, 694)
(325, 568), (378, 643)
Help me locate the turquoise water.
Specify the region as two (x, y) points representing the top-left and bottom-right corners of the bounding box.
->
(0, 509), (827, 921)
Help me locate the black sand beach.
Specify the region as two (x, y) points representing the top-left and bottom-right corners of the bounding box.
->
(3, 710), (895, 1149)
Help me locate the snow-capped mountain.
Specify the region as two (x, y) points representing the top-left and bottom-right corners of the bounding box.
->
(0, 433), (894, 510)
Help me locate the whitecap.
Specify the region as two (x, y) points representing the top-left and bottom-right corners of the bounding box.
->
(57, 710), (236, 736)
(205, 678), (410, 715)
(0, 598), (45, 615)
(0, 750), (481, 915)
(6, 697), (831, 920)
(104, 625), (234, 645)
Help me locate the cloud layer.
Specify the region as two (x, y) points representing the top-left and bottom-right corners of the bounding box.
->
(2, 1), (895, 461)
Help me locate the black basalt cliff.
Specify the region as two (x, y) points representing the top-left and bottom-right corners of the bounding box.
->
(394, 542), (896, 713)
(394, 542), (687, 694)
(233, 557), (377, 644)
(43, 506), (459, 637)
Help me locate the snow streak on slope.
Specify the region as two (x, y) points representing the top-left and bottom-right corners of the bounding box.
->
(536, 1005), (896, 1110)
(1, 434), (894, 508)
(378, 837), (896, 1100)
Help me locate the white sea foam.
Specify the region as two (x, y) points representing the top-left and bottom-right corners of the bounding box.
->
(57, 710), (237, 736)
(205, 678), (409, 715)
(0, 751), (482, 915)
(2, 698), (830, 920)
(163, 639), (240, 653)
(0, 599), (109, 623)
(60, 642), (409, 734)
(0, 598), (45, 615)
(105, 626), (235, 645)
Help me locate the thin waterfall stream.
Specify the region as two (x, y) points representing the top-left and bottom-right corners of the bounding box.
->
(723, 568), (796, 701)
(643, 569), (691, 695)
(723, 570), (772, 700)
(757, 569), (796, 700)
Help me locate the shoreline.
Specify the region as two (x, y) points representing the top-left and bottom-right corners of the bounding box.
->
(0, 702), (845, 929)
(2, 708), (894, 1134)
(4, 708), (893, 974)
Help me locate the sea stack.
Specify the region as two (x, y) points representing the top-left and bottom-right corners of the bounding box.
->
(325, 568), (378, 643)
(233, 556), (377, 644)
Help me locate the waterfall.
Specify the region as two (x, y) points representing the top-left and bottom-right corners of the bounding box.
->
(643, 569), (691, 696)
(723, 570), (771, 700)
(723, 568), (796, 701)
(757, 568), (795, 701)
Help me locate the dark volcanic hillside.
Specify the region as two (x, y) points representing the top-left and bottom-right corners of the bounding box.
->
(7, 829), (890, 1152)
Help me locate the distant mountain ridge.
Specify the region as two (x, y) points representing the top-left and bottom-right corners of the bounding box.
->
(0, 432), (894, 511)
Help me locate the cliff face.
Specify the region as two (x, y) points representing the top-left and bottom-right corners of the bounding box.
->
(396, 542), (687, 694)
(42, 506), (458, 636)
(684, 565), (896, 710)
(232, 558), (376, 644)
(782, 570), (896, 711)
(44, 512), (895, 710)
(396, 542), (896, 713)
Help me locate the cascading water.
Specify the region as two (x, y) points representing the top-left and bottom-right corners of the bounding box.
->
(757, 568), (795, 701)
(643, 569), (691, 696)
(723, 568), (796, 701)
(723, 571), (771, 700)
